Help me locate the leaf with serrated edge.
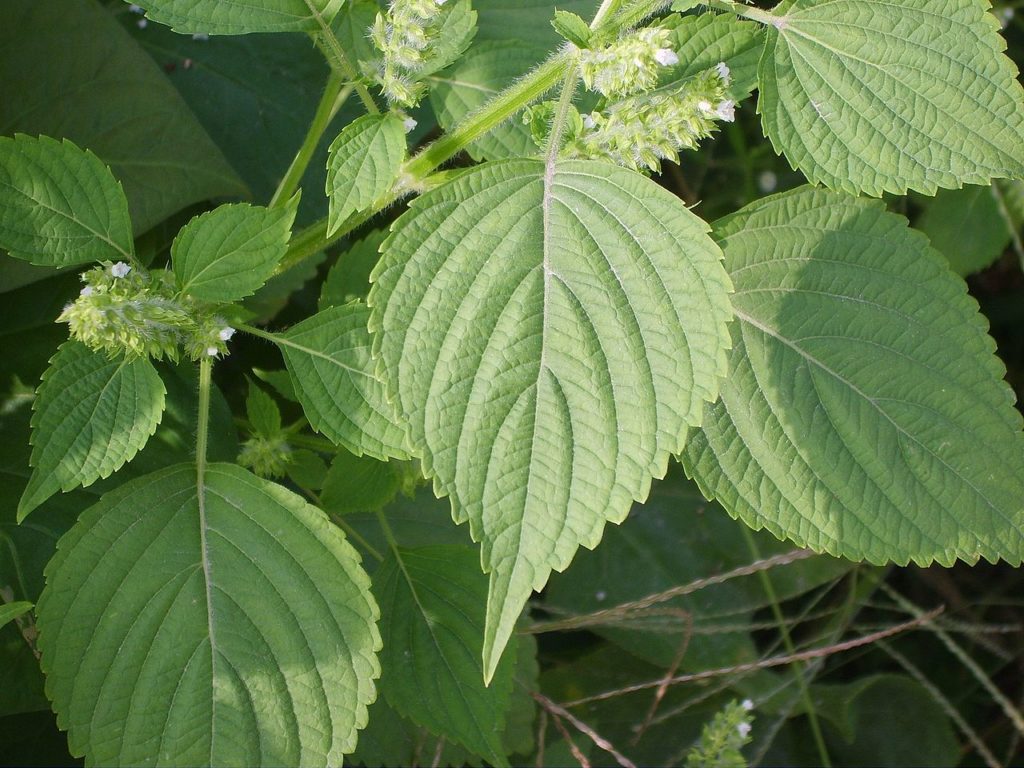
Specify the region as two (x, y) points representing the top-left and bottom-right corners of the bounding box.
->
(326, 115), (407, 237)
(0, 602), (32, 630)
(133, 0), (344, 34)
(369, 159), (733, 680)
(172, 197), (298, 303)
(375, 545), (515, 766)
(0, 135), (133, 267)
(36, 463), (380, 766)
(683, 186), (1024, 566)
(277, 302), (411, 461)
(757, 0), (1024, 196)
(18, 342), (165, 521)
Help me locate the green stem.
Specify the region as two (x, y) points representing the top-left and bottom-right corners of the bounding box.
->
(270, 74), (354, 209)
(591, 0), (627, 28)
(196, 357), (212, 481)
(236, 322), (280, 345)
(545, 61), (581, 166)
(301, 0), (379, 114)
(741, 527), (832, 768)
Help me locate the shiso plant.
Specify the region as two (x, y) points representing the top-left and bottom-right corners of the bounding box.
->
(1, 0), (1024, 765)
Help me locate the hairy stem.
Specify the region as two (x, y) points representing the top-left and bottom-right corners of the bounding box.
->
(705, 0), (784, 26)
(196, 357), (212, 481)
(270, 73), (353, 208)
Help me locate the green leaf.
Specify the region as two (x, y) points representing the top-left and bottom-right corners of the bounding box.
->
(319, 229), (387, 308)
(326, 115), (407, 237)
(321, 450), (402, 515)
(0, 135), (133, 267)
(915, 185), (1011, 276)
(245, 378), (282, 437)
(757, 0), (1024, 196)
(0, 0), (245, 235)
(552, 10), (591, 48)
(36, 463), (381, 766)
(683, 186), (1024, 566)
(0, 603), (32, 631)
(277, 303), (411, 461)
(419, 0), (479, 77)
(133, 0), (344, 34)
(474, 0), (598, 48)
(19, 342), (166, 522)
(285, 449), (328, 490)
(665, 12), (762, 101)
(429, 41), (548, 162)
(370, 159), (732, 680)
(375, 545), (516, 766)
(172, 198), (298, 303)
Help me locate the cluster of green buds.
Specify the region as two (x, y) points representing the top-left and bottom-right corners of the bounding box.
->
(370, 0), (449, 108)
(685, 698), (755, 768)
(238, 434), (292, 479)
(579, 26), (680, 98)
(58, 261), (235, 362)
(565, 64), (735, 172)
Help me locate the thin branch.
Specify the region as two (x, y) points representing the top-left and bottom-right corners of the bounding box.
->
(533, 691), (631, 768)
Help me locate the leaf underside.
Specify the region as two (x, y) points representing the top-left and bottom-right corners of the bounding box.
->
(369, 159), (733, 679)
(758, 0), (1024, 196)
(19, 342), (165, 521)
(36, 463), (381, 767)
(683, 186), (1024, 566)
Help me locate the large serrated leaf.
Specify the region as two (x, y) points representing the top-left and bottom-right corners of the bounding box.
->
(665, 12), (762, 101)
(18, 342), (165, 521)
(369, 159), (733, 679)
(683, 186), (1024, 566)
(757, 0), (1024, 196)
(36, 463), (380, 766)
(133, 0), (344, 34)
(0, 0), (245, 235)
(326, 115), (407, 237)
(172, 198), (298, 302)
(276, 303), (410, 461)
(0, 135), (133, 267)
(375, 545), (516, 766)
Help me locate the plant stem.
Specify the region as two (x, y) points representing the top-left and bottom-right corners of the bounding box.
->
(740, 526), (832, 768)
(270, 73), (354, 209)
(301, 0), (379, 114)
(196, 357), (212, 481)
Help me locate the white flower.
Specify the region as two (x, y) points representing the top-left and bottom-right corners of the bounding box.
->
(80, 285), (94, 297)
(595, 590), (606, 601)
(715, 99), (736, 122)
(716, 61), (731, 83)
(741, 698), (754, 711)
(654, 48), (679, 67)
(128, 4), (142, 12)
(206, 346), (219, 357)
(192, 33), (210, 41)
(218, 327), (235, 341)
(110, 262), (132, 278)
(737, 722), (752, 738)
(582, 113), (597, 130)
(403, 117), (418, 133)
(137, 18), (148, 28)
(697, 100), (713, 114)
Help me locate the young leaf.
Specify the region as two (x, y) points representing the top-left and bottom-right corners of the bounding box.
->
(36, 463), (381, 766)
(326, 115), (407, 237)
(369, 159), (732, 680)
(0, 135), (133, 267)
(757, 0), (1024, 196)
(18, 342), (165, 521)
(915, 185), (1012, 276)
(131, 0), (344, 34)
(418, 0), (479, 77)
(319, 229), (387, 308)
(245, 378), (282, 437)
(374, 545), (516, 766)
(551, 10), (592, 48)
(321, 450), (402, 515)
(172, 198), (298, 303)
(683, 186), (1024, 566)
(276, 303), (411, 461)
